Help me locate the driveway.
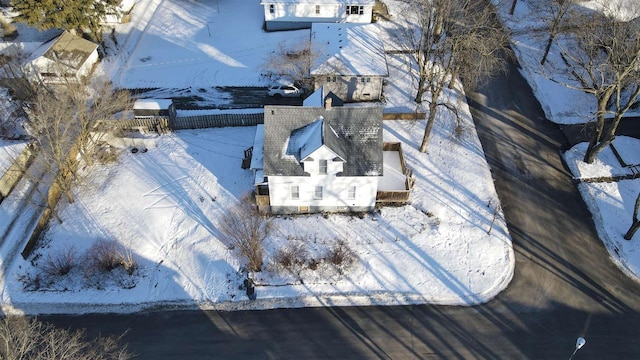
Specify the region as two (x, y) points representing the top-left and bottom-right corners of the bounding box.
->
(132, 86), (303, 110)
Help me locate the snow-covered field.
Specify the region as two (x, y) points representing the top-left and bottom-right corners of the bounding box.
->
(495, 0), (640, 282)
(103, 0), (308, 89)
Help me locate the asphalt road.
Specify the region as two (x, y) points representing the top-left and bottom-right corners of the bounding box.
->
(41, 58), (640, 359)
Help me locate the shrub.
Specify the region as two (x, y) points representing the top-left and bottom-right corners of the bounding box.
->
(0, 18), (17, 39)
(219, 195), (272, 272)
(16, 271), (41, 291)
(307, 258), (320, 271)
(86, 239), (121, 272)
(41, 247), (77, 277)
(118, 247), (137, 275)
(94, 144), (119, 164)
(274, 244), (306, 271)
(0, 316), (133, 360)
(82, 239), (138, 290)
(325, 240), (356, 274)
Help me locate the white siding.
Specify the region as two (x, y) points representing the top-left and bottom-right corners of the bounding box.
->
(26, 48), (98, 84)
(314, 76), (383, 102)
(302, 146), (343, 176)
(77, 49), (99, 78)
(268, 145), (377, 209)
(263, 3), (372, 24)
(268, 175), (378, 208)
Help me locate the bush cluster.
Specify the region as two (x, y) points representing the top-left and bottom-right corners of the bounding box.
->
(18, 239), (139, 291)
(273, 239), (357, 277)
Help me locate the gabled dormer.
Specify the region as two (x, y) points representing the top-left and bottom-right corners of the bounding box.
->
(286, 117), (346, 176)
(301, 146), (345, 176)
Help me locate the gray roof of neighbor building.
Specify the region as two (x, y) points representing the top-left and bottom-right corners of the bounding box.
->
(303, 86), (344, 107)
(263, 105), (383, 177)
(311, 23), (388, 76)
(27, 30), (98, 70)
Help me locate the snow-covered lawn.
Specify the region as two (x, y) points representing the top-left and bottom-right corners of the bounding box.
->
(0, 0), (518, 314)
(495, 0), (640, 125)
(104, 0), (308, 89)
(1, 115), (514, 314)
(564, 137), (640, 280)
(495, 0), (640, 283)
(0, 140), (26, 176)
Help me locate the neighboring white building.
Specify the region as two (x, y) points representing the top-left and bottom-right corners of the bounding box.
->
(260, 0), (374, 31)
(252, 91), (412, 214)
(22, 31), (99, 84)
(310, 23), (388, 102)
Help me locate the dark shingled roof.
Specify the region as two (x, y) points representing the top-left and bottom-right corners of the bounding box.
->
(28, 31), (98, 71)
(263, 105), (383, 177)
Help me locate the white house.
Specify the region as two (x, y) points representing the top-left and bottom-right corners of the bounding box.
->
(260, 0), (374, 31)
(310, 23), (388, 102)
(252, 93), (412, 214)
(22, 31), (99, 84)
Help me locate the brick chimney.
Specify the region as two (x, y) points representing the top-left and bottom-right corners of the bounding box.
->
(325, 96), (332, 110)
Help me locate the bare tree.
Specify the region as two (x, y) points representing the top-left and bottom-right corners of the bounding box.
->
(551, 4), (640, 163)
(25, 79), (132, 204)
(261, 39), (320, 92)
(509, 0), (518, 15)
(218, 195), (272, 272)
(399, 0), (510, 152)
(0, 316), (132, 359)
(531, 0), (578, 65)
(624, 192), (640, 240)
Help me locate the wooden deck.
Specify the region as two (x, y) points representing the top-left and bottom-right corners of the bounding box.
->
(377, 142), (414, 204)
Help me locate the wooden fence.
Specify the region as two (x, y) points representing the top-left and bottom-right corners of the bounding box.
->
(103, 113), (264, 133)
(173, 113), (263, 129)
(108, 112), (424, 133)
(376, 142), (414, 204)
(382, 112), (426, 120)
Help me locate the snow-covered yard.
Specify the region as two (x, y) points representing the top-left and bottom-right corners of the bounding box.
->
(0, 0), (517, 314)
(1, 117), (514, 314)
(495, 0), (640, 282)
(2, 0), (637, 316)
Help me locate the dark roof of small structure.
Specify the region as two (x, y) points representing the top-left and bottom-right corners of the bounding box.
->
(263, 105), (383, 177)
(28, 30), (98, 70)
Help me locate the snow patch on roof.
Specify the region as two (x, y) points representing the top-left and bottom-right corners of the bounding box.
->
(311, 23), (388, 76)
(134, 99), (174, 110)
(287, 117), (324, 160)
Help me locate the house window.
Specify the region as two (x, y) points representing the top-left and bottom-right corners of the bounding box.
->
(347, 186), (356, 200)
(326, 76), (337, 82)
(319, 160), (327, 174)
(361, 77), (370, 83)
(269, 4), (274, 14)
(347, 5), (363, 15)
(314, 186), (323, 200)
(291, 185), (299, 200)
(316, 5), (320, 14)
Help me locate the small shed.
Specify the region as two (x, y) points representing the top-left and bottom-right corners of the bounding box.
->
(22, 31), (99, 84)
(133, 99), (177, 122)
